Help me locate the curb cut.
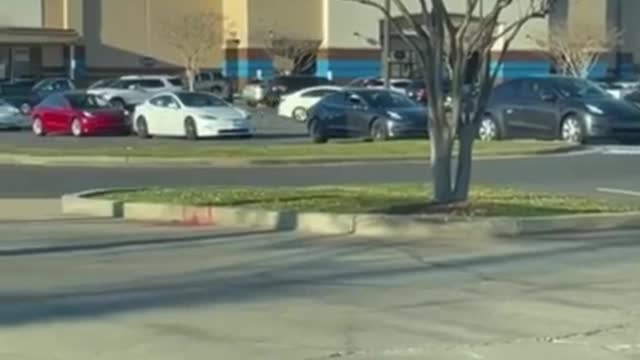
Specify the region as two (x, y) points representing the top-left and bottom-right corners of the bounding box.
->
(61, 189), (640, 237)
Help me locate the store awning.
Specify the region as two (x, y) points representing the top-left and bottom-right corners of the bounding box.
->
(0, 27), (79, 45)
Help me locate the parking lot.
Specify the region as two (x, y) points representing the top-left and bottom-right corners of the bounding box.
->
(0, 103), (312, 147)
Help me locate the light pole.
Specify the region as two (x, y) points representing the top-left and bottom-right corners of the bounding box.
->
(382, 0), (391, 89)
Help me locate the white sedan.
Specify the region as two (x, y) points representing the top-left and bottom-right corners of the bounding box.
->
(132, 91), (255, 140)
(277, 85), (342, 121)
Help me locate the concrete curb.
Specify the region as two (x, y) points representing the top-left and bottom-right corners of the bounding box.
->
(61, 189), (640, 237)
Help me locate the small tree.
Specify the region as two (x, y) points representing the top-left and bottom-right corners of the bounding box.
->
(343, 0), (555, 205)
(164, 12), (222, 91)
(264, 31), (321, 75)
(531, 26), (622, 78)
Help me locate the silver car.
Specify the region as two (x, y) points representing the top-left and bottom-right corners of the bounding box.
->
(0, 100), (29, 129)
(241, 79), (266, 107)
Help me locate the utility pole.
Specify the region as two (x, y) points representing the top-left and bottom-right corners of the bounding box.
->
(382, 0), (391, 89)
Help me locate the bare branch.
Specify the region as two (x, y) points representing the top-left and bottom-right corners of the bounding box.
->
(264, 32), (321, 75)
(163, 11), (223, 90)
(531, 26), (623, 78)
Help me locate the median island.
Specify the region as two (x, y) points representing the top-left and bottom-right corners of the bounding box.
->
(0, 140), (580, 164)
(100, 184), (636, 217)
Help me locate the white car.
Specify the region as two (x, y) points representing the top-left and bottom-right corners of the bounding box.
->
(277, 85), (342, 121)
(348, 77), (412, 94)
(0, 100), (29, 129)
(132, 91), (255, 140)
(87, 75), (183, 109)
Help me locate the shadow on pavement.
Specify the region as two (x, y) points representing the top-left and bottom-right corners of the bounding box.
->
(0, 229), (637, 327)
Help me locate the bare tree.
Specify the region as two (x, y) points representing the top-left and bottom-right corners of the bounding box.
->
(342, 0), (555, 205)
(530, 26), (622, 78)
(164, 12), (223, 91)
(264, 31), (321, 75)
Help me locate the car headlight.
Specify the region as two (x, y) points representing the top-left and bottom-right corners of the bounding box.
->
(586, 104), (604, 115)
(386, 111), (402, 120)
(200, 115), (218, 120)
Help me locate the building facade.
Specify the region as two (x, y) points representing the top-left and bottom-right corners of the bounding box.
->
(0, 0), (637, 82)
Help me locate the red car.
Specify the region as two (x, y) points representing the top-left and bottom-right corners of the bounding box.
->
(31, 91), (129, 136)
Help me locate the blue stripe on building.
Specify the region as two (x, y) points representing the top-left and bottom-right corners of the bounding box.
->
(224, 59), (273, 79)
(316, 59), (381, 79)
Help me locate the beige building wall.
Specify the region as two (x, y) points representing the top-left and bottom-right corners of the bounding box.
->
(223, 0), (249, 47)
(247, 0), (323, 47)
(64, 0), (223, 72)
(0, 0), (42, 27)
(325, 0), (548, 50)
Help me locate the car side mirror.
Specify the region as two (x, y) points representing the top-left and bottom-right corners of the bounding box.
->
(167, 103), (179, 110)
(348, 96), (365, 108)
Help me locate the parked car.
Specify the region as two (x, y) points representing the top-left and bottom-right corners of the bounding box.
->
(194, 71), (234, 102)
(132, 91), (254, 140)
(306, 88), (428, 143)
(262, 75), (332, 107)
(348, 77), (412, 94)
(88, 78), (119, 90)
(277, 85), (342, 122)
(87, 75), (184, 110)
(0, 77), (75, 115)
(30, 91), (129, 137)
(405, 79), (452, 104)
(482, 76), (640, 144)
(595, 74), (639, 99)
(0, 99), (29, 130)
(241, 78), (267, 107)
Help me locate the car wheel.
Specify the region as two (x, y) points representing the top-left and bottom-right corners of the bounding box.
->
(71, 118), (83, 137)
(370, 119), (389, 141)
(478, 115), (500, 141)
(184, 117), (199, 140)
(308, 120), (328, 144)
(136, 116), (150, 139)
(32, 117), (45, 136)
(560, 115), (585, 144)
(292, 107), (308, 122)
(111, 98), (126, 110)
(20, 103), (31, 115)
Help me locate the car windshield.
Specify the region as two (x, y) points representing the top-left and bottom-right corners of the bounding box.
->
(358, 91), (418, 108)
(65, 93), (112, 109)
(177, 93), (227, 107)
(552, 78), (610, 99)
(90, 79), (116, 89)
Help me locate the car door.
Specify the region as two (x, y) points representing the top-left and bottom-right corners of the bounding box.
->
(517, 79), (560, 138)
(45, 95), (71, 132)
(318, 93), (348, 136)
(163, 95), (185, 135)
(145, 95), (169, 135)
(344, 93), (371, 136)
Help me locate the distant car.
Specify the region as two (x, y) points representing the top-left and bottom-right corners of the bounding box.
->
(262, 75), (333, 107)
(2, 77), (76, 115)
(306, 89), (428, 143)
(277, 85), (342, 122)
(595, 74), (639, 99)
(241, 78), (267, 107)
(405, 79), (452, 104)
(483, 76), (640, 143)
(87, 75), (184, 110)
(194, 71), (234, 102)
(348, 77), (412, 94)
(132, 91), (254, 140)
(0, 99), (29, 130)
(88, 78), (119, 90)
(30, 91), (129, 137)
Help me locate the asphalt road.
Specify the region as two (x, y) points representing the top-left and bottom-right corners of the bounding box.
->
(0, 208), (638, 359)
(2, 152), (640, 202)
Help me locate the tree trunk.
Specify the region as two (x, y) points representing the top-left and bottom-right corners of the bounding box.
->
(185, 68), (196, 92)
(453, 123), (476, 201)
(430, 125), (455, 204)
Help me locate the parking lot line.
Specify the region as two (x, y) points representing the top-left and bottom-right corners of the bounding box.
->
(596, 187), (640, 197)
